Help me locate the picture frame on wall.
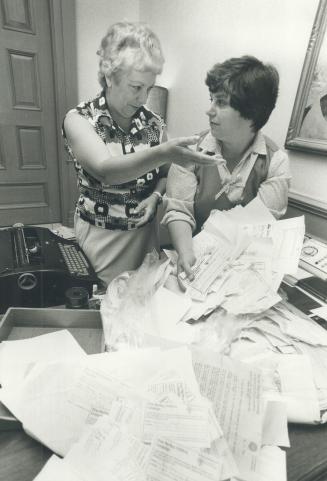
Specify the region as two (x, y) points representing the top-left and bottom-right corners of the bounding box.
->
(285, 0), (327, 155)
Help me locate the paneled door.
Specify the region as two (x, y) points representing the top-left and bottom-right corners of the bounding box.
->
(0, 0), (61, 226)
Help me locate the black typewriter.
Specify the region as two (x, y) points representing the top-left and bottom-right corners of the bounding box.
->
(0, 226), (99, 313)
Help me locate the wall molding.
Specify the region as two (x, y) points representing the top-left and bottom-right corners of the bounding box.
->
(288, 193), (327, 220)
(49, 0), (78, 227)
(287, 191), (327, 241)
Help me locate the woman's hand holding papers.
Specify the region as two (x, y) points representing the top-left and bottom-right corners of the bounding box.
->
(177, 249), (196, 290)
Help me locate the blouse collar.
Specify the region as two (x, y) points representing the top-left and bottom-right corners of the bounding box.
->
(93, 90), (155, 136)
(199, 130), (267, 158)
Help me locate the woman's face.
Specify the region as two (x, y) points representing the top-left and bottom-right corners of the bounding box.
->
(107, 68), (156, 120)
(206, 92), (253, 142)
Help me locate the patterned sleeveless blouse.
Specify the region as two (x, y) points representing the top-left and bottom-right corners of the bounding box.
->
(62, 90), (166, 231)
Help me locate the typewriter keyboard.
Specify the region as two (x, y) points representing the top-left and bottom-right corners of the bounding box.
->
(59, 243), (89, 276)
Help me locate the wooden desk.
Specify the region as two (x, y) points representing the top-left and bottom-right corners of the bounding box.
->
(288, 423), (327, 481)
(0, 430), (51, 481)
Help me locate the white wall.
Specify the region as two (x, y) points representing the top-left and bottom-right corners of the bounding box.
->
(75, 0), (327, 209)
(75, 0), (139, 101)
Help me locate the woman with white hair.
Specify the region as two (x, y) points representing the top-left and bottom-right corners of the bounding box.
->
(63, 21), (214, 286)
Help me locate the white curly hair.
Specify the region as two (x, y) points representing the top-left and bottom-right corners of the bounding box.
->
(97, 21), (164, 88)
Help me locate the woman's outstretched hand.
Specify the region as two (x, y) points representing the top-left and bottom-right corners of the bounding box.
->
(162, 136), (217, 167)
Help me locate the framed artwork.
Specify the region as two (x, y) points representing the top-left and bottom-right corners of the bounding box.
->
(285, 0), (327, 154)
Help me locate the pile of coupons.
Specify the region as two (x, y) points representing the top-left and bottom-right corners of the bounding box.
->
(164, 197), (305, 320)
(0, 330), (287, 481)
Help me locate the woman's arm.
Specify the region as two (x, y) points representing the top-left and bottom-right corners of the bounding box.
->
(162, 162), (199, 280)
(64, 112), (216, 185)
(168, 220), (196, 281)
(257, 150), (291, 219)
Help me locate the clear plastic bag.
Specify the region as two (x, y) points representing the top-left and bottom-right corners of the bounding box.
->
(100, 251), (171, 351)
(193, 308), (245, 355)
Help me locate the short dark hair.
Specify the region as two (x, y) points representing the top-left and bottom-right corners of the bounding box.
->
(205, 55), (279, 131)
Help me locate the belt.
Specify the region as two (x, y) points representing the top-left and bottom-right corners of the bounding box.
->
(79, 184), (152, 205)
(78, 210), (139, 231)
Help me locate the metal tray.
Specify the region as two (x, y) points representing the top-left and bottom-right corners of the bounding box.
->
(0, 307), (103, 430)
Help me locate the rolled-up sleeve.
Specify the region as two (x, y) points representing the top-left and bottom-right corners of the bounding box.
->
(161, 163), (198, 231)
(257, 149), (291, 219)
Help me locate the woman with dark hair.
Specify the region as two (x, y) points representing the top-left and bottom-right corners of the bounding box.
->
(62, 21), (215, 286)
(162, 55), (291, 280)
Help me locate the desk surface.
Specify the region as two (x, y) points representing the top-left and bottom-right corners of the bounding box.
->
(1, 423), (327, 481)
(0, 430), (51, 481)
(288, 423), (327, 481)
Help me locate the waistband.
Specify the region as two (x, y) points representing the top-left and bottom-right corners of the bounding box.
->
(79, 184), (152, 205)
(78, 210), (140, 231)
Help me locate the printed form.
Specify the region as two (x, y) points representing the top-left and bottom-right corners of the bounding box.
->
(0, 329), (86, 388)
(34, 418), (223, 481)
(192, 349), (265, 481)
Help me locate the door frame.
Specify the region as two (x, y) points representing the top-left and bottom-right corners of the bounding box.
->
(49, 0), (78, 226)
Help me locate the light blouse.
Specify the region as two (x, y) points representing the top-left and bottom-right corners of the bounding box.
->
(162, 130), (291, 232)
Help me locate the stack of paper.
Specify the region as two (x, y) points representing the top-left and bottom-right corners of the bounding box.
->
(0, 329), (87, 389)
(0, 331), (288, 481)
(227, 300), (327, 423)
(163, 198), (305, 321)
(100, 199), (304, 348)
(192, 348), (287, 481)
(296, 343), (327, 421)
